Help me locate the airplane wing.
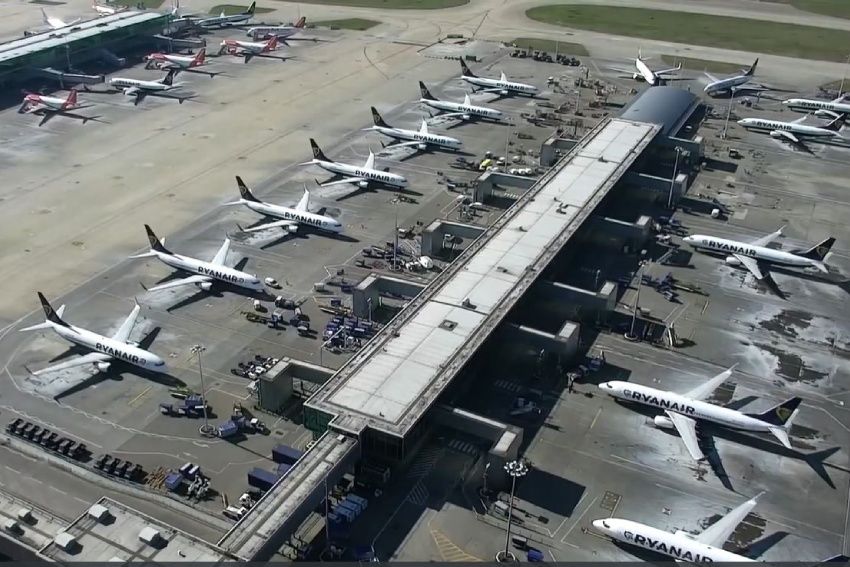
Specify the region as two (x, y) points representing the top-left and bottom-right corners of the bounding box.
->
(295, 188), (310, 212)
(436, 111), (471, 120)
(683, 366), (736, 401)
(145, 274), (211, 292)
(771, 130), (801, 145)
(733, 254), (767, 280)
(384, 140), (424, 149)
(31, 351), (112, 376)
(419, 120), (429, 134)
(655, 66), (681, 76)
(703, 71), (720, 83)
(363, 151), (375, 170)
(211, 238), (231, 265)
(696, 496), (759, 547)
(606, 65), (634, 74)
(318, 176), (367, 187)
(238, 218), (297, 233)
(124, 87), (140, 96)
(111, 302), (141, 343)
(666, 411), (705, 461)
(791, 116), (807, 124)
(749, 227), (783, 248)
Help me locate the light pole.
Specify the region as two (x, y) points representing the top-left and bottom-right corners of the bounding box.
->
(625, 262), (646, 342)
(496, 459), (528, 563)
(191, 345), (214, 436)
(667, 146), (683, 210)
(839, 52), (850, 97)
(722, 86), (738, 139)
(366, 297), (373, 323)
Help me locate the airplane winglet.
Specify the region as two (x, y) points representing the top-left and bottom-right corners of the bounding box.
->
(139, 282), (149, 292)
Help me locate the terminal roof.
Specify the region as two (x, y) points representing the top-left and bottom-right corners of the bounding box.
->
(306, 118), (660, 439)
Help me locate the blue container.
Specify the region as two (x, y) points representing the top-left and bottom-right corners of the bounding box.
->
(528, 549), (544, 562)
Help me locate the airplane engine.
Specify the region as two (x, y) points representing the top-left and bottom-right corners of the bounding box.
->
(286, 224), (298, 234)
(199, 281), (213, 291)
(633, 72), (643, 81)
(769, 130), (784, 139)
(357, 180), (370, 188)
(95, 361), (111, 372)
(462, 114), (471, 121)
(725, 256), (742, 267)
(653, 415), (674, 429)
(417, 143), (427, 150)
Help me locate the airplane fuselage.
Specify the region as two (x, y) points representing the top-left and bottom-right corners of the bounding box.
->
(704, 75), (752, 95)
(684, 234), (821, 270)
(783, 98), (850, 116)
(372, 125), (462, 150)
(601, 381), (776, 434)
(420, 98), (502, 120)
(314, 158), (408, 188)
(462, 75), (537, 95)
(110, 77), (170, 91)
(222, 39), (267, 53)
(149, 53), (196, 68)
(635, 58), (659, 85)
(46, 321), (166, 372)
(151, 250), (264, 291)
(27, 95), (68, 110)
(198, 13), (252, 28)
(593, 519), (753, 562)
(242, 199), (343, 232)
(246, 26), (300, 40)
(737, 118), (841, 139)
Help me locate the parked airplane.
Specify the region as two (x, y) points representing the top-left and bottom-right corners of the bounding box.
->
(594, 495), (848, 563)
(303, 138), (409, 191)
(41, 9), (81, 30)
(20, 292), (167, 376)
(459, 59), (538, 97)
(611, 51), (681, 86)
(738, 115), (845, 146)
(219, 36), (283, 63)
(418, 81), (502, 123)
(227, 176), (343, 235)
(109, 70), (183, 105)
(599, 367), (801, 461)
(783, 94), (850, 119)
(195, 1), (255, 28)
(92, 2), (125, 16)
(145, 48), (215, 76)
(19, 89), (91, 126)
(246, 16), (306, 41)
(703, 59), (765, 96)
(131, 225), (265, 293)
(367, 107), (462, 153)
(684, 228), (835, 281)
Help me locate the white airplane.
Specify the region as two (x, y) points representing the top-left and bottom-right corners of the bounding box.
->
(20, 292), (167, 376)
(131, 225), (265, 293)
(599, 367), (801, 461)
(418, 81), (502, 123)
(41, 9), (81, 30)
(226, 176), (343, 235)
(195, 1), (255, 28)
(18, 89), (91, 126)
(783, 94), (850, 119)
(683, 228), (834, 281)
(219, 36), (285, 63)
(302, 138), (409, 192)
(367, 106), (462, 153)
(593, 495), (848, 563)
(704, 59), (766, 96)
(144, 48), (215, 77)
(611, 51), (682, 86)
(109, 70), (183, 105)
(246, 16), (306, 41)
(459, 59), (538, 98)
(92, 2), (125, 16)
(737, 115), (845, 147)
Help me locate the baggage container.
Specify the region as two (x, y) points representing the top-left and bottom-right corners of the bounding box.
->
(272, 444), (304, 465)
(248, 467), (279, 491)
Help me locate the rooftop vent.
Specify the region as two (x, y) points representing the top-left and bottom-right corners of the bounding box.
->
(439, 319), (457, 331)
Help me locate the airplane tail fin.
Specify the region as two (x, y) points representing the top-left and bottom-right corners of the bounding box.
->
(371, 106), (389, 128)
(799, 236), (835, 261)
(21, 292), (69, 331)
(194, 47), (206, 65)
(267, 35), (278, 50)
(419, 81), (436, 101)
(64, 89), (78, 109)
(310, 138), (330, 162)
(246, 1), (256, 15)
(746, 58), (758, 76)
(142, 224), (170, 254)
(41, 8), (50, 25)
(162, 69), (177, 86)
(235, 176), (262, 203)
(747, 397), (802, 428)
(824, 115), (844, 132)
(459, 58), (475, 78)
(294, 16), (306, 28)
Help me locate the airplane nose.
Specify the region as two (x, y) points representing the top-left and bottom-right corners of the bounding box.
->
(592, 519), (606, 531)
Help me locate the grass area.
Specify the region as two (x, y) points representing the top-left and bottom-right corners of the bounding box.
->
(660, 55), (746, 75)
(271, 0), (467, 8)
(311, 17), (380, 30)
(819, 78), (849, 91)
(209, 4), (274, 14)
(526, 5), (850, 62)
(129, 0), (165, 8)
(510, 37), (588, 56)
(790, 0), (850, 19)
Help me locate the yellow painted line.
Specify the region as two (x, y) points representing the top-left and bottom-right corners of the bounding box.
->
(430, 529), (482, 562)
(128, 386), (152, 407)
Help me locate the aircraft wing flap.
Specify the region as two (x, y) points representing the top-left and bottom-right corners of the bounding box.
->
(773, 130), (800, 144)
(146, 274), (211, 292)
(112, 303), (141, 343)
(666, 411), (705, 461)
(733, 253), (767, 280)
(436, 111), (469, 120)
(696, 497), (759, 547)
(32, 351), (112, 375)
(683, 366), (735, 401)
(211, 238), (231, 265)
(385, 140), (423, 149)
(319, 176), (366, 187)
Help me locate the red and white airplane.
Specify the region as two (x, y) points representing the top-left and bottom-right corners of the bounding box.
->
(245, 16), (306, 41)
(218, 35), (287, 63)
(144, 48), (216, 76)
(19, 89), (92, 126)
(92, 2), (127, 16)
